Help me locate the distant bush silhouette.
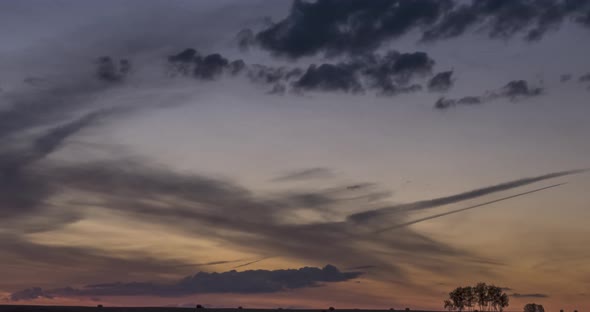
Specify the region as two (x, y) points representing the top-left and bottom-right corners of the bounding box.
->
(329, 307), (335, 311)
(97, 305), (103, 308)
(523, 303), (544, 312)
(443, 282), (509, 312)
(196, 304), (205, 309)
(238, 307), (243, 310)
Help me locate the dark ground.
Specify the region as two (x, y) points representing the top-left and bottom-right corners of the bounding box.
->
(0, 307), (436, 312)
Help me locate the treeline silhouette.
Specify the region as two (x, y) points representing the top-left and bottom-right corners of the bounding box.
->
(443, 283), (509, 312)
(443, 283), (579, 312)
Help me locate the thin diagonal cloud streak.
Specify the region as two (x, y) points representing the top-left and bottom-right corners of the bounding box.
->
(375, 183), (567, 234)
(348, 169), (588, 223)
(233, 257), (274, 269)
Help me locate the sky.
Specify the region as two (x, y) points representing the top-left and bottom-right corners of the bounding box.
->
(0, 0), (590, 310)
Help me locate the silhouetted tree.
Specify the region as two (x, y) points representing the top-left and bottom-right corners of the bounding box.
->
(487, 285), (508, 312)
(329, 307), (335, 311)
(196, 304), (205, 309)
(444, 283), (508, 312)
(445, 300), (454, 312)
(474, 283), (489, 311)
(446, 286), (476, 311)
(524, 303), (544, 312)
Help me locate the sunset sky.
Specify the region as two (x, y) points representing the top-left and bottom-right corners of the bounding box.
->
(1, 0), (590, 310)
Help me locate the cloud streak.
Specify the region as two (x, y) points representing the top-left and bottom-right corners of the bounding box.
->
(348, 170), (585, 224)
(374, 183), (567, 233)
(511, 293), (550, 298)
(273, 168), (336, 182)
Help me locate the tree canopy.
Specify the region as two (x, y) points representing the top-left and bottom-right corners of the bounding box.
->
(443, 282), (509, 312)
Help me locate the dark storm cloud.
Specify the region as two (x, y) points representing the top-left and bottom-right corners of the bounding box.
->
(435, 96), (482, 109)
(247, 64), (302, 85)
(428, 71), (454, 92)
(501, 80), (543, 98)
(167, 49), (246, 80)
(166, 48), (304, 93)
(273, 167), (336, 182)
(294, 63), (363, 93)
(579, 73), (590, 82)
(511, 293), (549, 298)
(361, 51), (434, 94)
(434, 79), (543, 110)
(166, 48), (435, 96)
(292, 51), (434, 95)
(254, 0), (452, 58)
(252, 0), (590, 57)
(10, 265), (361, 299)
(422, 0), (589, 42)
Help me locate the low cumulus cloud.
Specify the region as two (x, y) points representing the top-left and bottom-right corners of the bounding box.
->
(10, 265), (360, 300)
(435, 79), (543, 109)
(10, 287), (54, 301)
(249, 0), (590, 58)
